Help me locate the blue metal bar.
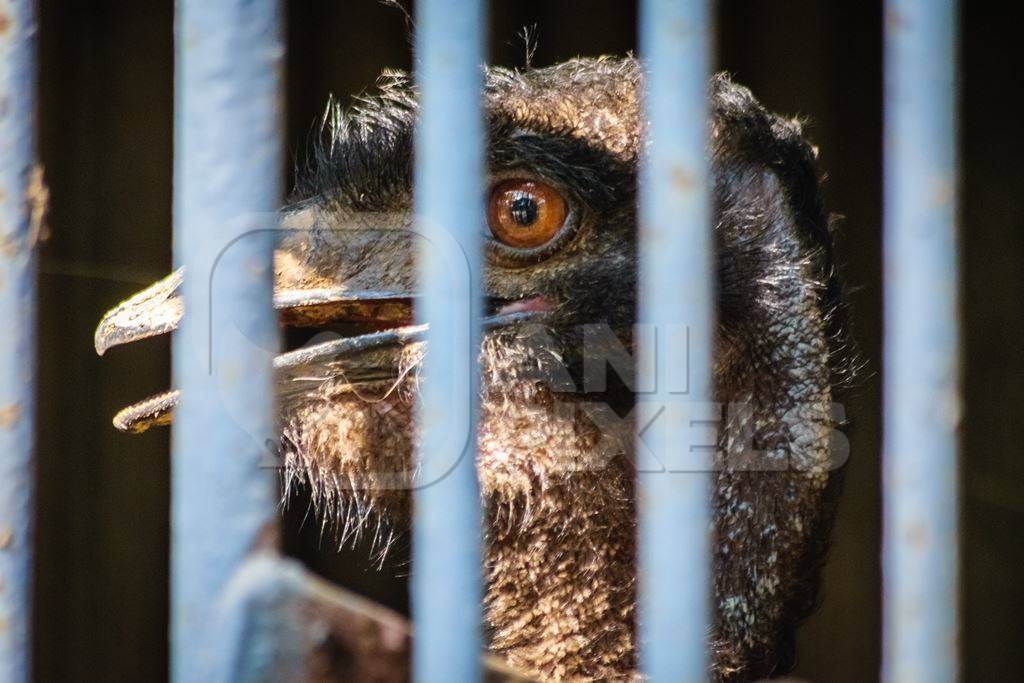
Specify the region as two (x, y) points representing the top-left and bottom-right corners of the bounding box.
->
(412, 0), (486, 680)
(171, 2), (284, 681)
(637, 0), (713, 680)
(0, 1), (37, 681)
(882, 1), (960, 681)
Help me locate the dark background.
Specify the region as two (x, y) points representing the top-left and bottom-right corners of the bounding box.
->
(32, 1), (1022, 681)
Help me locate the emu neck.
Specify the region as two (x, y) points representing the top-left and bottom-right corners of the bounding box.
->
(483, 469), (636, 680)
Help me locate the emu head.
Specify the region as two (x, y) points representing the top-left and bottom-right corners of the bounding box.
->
(95, 57), (848, 681)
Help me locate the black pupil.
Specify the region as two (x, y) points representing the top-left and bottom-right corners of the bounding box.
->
(509, 194), (539, 226)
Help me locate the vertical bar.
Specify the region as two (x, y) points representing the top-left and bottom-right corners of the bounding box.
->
(412, 0), (486, 681)
(882, 1), (960, 681)
(0, 2), (37, 682)
(637, 0), (713, 681)
(171, 2), (283, 681)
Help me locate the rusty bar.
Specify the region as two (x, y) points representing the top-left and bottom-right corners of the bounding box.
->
(0, 1), (38, 681)
(637, 0), (714, 680)
(882, 0), (961, 681)
(411, 0), (487, 680)
(171, 1), (284, 680)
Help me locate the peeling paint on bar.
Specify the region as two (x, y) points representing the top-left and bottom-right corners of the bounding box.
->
(637, 0), (714, 681)
(882, 1), (961, 681)
(0, 1), (37, 681)
(170, 2), (284, 681)
(411, 0), (487, 681)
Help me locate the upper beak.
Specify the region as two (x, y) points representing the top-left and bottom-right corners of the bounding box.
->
(94, 266), (416, 357)
(94, 268), (184, 357)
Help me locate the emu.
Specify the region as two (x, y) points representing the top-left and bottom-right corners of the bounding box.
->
(96, 57), (850, 681)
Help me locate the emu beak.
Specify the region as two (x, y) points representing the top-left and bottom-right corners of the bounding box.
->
(94, 264), (420, 434)
(94, 268), (185, 357)
(95, 207), (545, 434)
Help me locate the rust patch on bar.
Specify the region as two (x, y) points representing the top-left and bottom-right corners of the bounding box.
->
(0, 166), (47, 259)
(0, 403), (20, 429)
(27, 165), (50, 246)
(0, 236), (16, 259)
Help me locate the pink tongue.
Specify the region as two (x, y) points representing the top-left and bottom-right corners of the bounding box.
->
(497, 296), (553, 315)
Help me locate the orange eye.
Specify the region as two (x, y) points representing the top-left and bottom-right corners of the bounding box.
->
(487, 179), (568, 249)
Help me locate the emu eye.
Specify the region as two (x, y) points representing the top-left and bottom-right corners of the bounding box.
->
(487, 179), (568, 249)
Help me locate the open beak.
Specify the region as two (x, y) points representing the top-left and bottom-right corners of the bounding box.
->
(93, 264), (424, 433)
(95, 213), (548, 434)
